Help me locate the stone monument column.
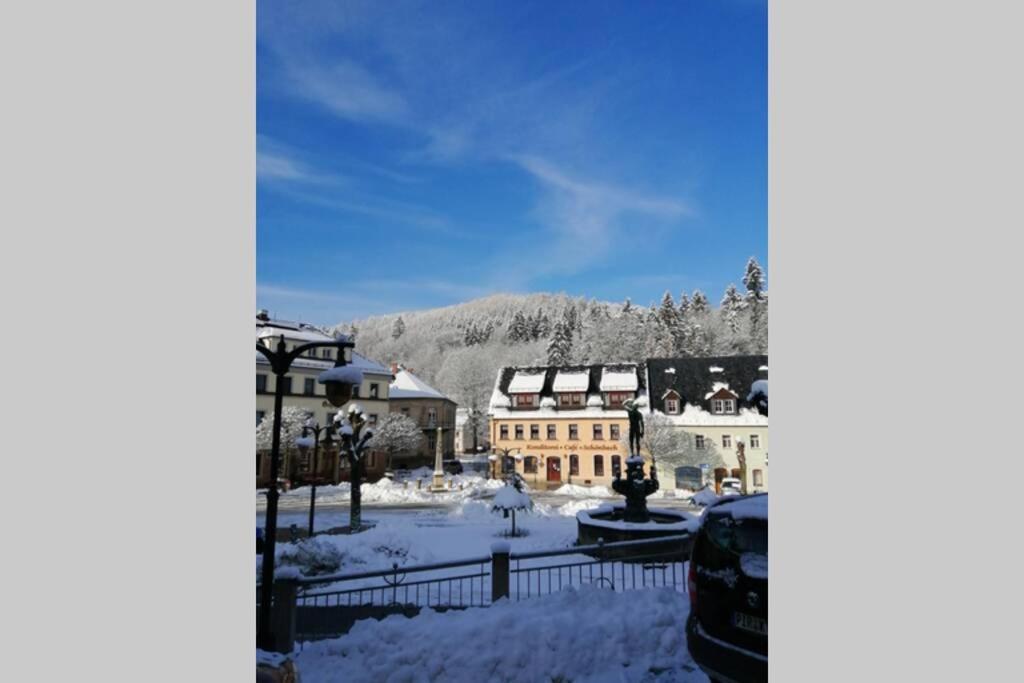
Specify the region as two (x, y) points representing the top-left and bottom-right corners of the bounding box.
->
(431, 425), (446, 492)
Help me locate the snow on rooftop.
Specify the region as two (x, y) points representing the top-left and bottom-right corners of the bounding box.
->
(390, 368), (446, 399)
(599, 367), (638, 391)
(709, 366), (724, 373)
(540, 396), (556, 409)
(586, 394), (604, 407)
(758, 365), (769, 372)
(256, 325), (335, 343)
(552, 370), (589, 392)
(508, 370), (546, 394)
(704, 382), (736, 399)
(489, 390), (511, 410)
(663, 367), (676, 374)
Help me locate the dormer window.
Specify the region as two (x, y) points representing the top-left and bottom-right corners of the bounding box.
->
(712, 398), (736, 414)
(513, 394), (537, 408)
(662, 389), (681, 415)
(605, 391), (632, 408)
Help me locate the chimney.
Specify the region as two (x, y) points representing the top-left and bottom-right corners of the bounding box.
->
(256, 309), (270, 322)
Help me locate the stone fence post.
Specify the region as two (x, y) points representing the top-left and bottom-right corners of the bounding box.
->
(491, 541), (510, 602)
(270, 578), (299, 654)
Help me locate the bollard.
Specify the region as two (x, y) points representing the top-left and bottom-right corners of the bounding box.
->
(490, 541), (511, 602)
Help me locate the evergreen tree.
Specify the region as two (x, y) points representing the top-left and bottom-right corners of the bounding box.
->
(507, 311), (528, 343)
(690, 290), (710, 315)
(743, 257), (767, 352)
(546, 319), (573, 366)
(720, 284), (746, 352)
(534, 308), (552, 340)
(391, 316), (406, 340)
(677, 292), (691, 317)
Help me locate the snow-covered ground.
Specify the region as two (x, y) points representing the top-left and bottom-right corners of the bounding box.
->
(294, 584), (708, 683)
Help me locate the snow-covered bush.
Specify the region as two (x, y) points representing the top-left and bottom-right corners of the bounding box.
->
(278, 537), (347, 576)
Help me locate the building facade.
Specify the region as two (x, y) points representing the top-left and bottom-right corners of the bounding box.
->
(387, 365), (457, 468)
(255, 313), (392, 486)
(644, 355), (768, 493)
(455, 408), (489, 455)
(488, 364), (647, 488)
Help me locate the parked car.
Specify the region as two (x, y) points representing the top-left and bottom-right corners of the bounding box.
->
(687, 493), (768, 683)
(720, 477), (742, 495)
(442, 459), (464, 475)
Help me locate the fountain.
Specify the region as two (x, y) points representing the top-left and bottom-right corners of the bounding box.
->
(575, 399), (697, 560)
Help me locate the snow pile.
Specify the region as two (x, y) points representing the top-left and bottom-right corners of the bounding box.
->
(552, 370), (589, 392)
(553, 498), (613, 517)
(295, 585), (702, 683)
(690, 488), (720, 507)
(492, 484), (532, 510)
(508, 370), (546, 393)
(599, 366), (639, 391)
(552, 483), (614, 498)
(317, 365), (364, 386)
(258, 474), (504, 510)
(586, 394), (604, 407)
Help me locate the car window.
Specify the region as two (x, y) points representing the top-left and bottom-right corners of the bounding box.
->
(705, 513), (767, 555)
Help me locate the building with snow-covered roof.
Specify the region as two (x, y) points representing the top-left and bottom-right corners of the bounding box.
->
(644, 355), (768, 493)
(388, 364), (457, 467)
(256, 313), (392, 486)
(488, 363), (647, 488)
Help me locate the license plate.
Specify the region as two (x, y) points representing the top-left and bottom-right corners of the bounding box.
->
(733, 612), (767, 635)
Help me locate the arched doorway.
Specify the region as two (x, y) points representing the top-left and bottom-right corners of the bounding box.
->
(546, 456), (561, 483)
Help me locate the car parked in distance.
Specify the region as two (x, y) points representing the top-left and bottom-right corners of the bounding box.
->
(720, 478), (743, 495)
(687, 493), (768, 683)
(442, 459), (464, 475)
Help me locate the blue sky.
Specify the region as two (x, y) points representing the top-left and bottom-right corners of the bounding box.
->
(257, 0), (766, 324)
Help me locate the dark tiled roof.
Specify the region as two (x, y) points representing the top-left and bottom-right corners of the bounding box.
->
(645, 356), (768, 415)
(495, 364), (646, 398)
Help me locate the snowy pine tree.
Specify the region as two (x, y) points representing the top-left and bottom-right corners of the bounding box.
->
(743, 257), (767, 353)
(392, 316), (406, 340)
(720, 284), (746, 353)
(677, 292), (691, 317)
(690, 290), (710, 315)
(546, 319), (573, 366)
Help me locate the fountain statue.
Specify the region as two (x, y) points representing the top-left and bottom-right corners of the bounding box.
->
(575, 396), (696, 559)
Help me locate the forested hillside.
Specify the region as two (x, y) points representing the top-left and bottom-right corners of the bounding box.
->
(330, 258), (767, 429)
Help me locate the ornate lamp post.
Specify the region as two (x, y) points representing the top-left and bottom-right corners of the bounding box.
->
(256, 334), (357, 652)
(492, 446), (521, 483)
(295, 417), (334, 538)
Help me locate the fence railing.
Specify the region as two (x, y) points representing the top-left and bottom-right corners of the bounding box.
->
(262, 533), (692, 653)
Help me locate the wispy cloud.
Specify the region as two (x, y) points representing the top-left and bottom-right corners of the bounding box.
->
(257, 136), (346, 187)
(286, 58), (410, 125)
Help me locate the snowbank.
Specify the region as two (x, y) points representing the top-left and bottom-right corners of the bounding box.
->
(295, 585), (704, 683)
(690, 488), (719, 507)
(552, 483), (614, 498)
(258, 474), (504, 510)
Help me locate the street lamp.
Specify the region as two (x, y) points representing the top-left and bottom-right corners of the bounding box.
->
(256, 334), (357, 652)
(295, 417), (334, 538)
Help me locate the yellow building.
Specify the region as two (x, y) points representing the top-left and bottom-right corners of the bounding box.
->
(255, 312), (393, 484)
(488, 364), (647, 488)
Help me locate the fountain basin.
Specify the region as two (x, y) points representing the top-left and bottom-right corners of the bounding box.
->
(576, 502), (698, 561)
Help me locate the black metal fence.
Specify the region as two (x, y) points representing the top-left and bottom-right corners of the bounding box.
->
(263, 533), (692, 653)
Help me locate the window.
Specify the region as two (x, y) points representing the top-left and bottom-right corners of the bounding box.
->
(279, 377), (292, 395)
(569, 454), (579, 476)
(547, 424), (557, 440)
(322, 349), (332, 358)
(610, 424), (620, 440)
(593, 455), (605, 477)
(401, 407), (409, 416)
(353, 385), (360, 398)
(427, 434), (436, 452)
(515, 394), (536, 407)
(750, 434), (760, 449)
(569, 424), (579, 440)
(304, 378), (315, 396)
(695, 435), (706, 450)
(571, 393), (582, 405)
(427, 408), (437, 425)
(665, 398), (679, 414)
(370, 383), (379, 399)
(593, 424), (604, 440)
(722, 434), (732, 449)
(530, 424), (540, 440)
(524, 456), (538, 474)
(368, 414), (378, 427)
(611, 455), (622, 478)
(500, 425), (509, 440)
(326, 412), (334, 427)
(753, 469), (764, 487)
(712, 398), (736, 415)
(257, 410), (265, 425)
(515, 425), (524, 440)
(256, 374), (268, 392)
